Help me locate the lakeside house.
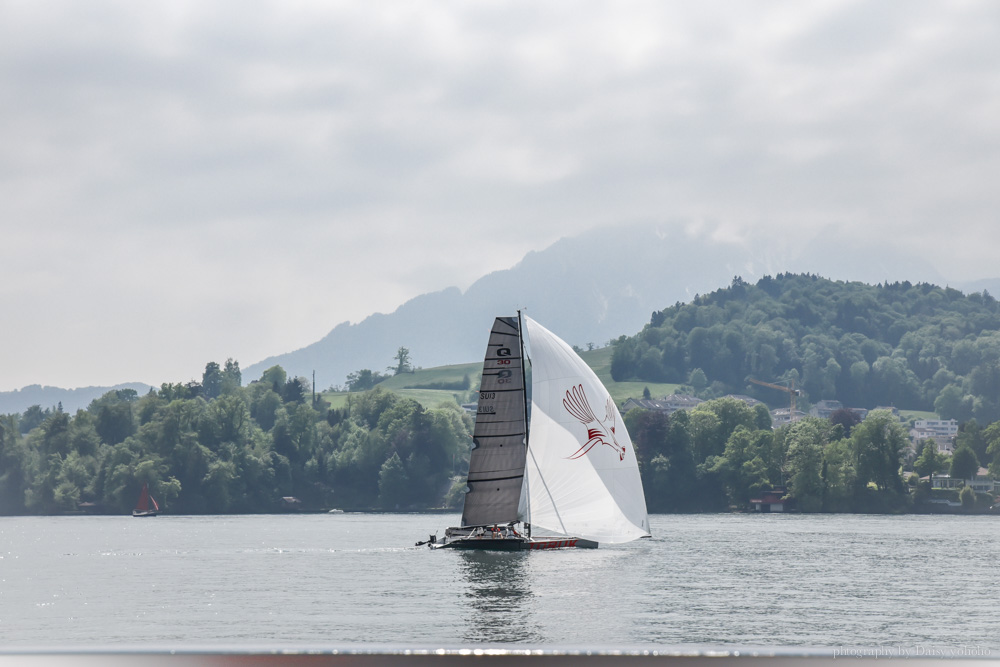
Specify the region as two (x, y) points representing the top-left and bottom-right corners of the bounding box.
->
(922, 467), (999, 494)
(750, 487), (787, 512)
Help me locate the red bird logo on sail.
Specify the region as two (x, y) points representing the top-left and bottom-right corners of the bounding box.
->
(562, 384), (626, 461)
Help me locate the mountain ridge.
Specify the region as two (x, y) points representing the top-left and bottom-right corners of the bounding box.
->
(242, 222), (983, 388)
(242, 224), (754, 387)
(7, 223), (1000, 412)
(0, 382), (155, 416)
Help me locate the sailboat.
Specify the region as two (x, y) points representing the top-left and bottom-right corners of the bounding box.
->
(423, 313), (649, 550)
(132, 482), (159, 517)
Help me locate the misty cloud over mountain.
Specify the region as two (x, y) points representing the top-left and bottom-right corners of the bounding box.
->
(5, 221), (996, 412)
(243, 223), (985, 388)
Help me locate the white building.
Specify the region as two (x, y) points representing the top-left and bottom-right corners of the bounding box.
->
(910, 418), (958, 454)
(914, 419), (959, 439)
(925, 467), (998, 494)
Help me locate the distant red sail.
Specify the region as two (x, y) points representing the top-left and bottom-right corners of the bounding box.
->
(135, 483), (150, 512)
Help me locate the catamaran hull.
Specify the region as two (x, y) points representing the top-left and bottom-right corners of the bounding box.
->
(430, 536), (597, 550)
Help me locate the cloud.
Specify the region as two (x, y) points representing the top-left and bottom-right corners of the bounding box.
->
(1, 0), (999, 390)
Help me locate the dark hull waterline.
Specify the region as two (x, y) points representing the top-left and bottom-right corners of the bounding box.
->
(431, 535), (597, 550)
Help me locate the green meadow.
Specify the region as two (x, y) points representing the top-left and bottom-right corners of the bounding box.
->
(322, 347), (680, 410)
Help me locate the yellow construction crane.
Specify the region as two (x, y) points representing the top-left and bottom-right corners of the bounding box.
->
(749, 378), (801, 422)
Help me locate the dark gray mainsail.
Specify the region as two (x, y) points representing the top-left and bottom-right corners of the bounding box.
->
(460, 316), (528, 528)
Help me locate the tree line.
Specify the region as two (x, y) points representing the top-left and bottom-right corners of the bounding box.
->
(627, 397), (1000, 514)
(0, 360), (473, 515)
(611, 274), (1000, 422)
(7, 371), (1000, 515)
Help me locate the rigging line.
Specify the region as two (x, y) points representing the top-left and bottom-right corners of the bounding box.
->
(526, 443), (568, 536)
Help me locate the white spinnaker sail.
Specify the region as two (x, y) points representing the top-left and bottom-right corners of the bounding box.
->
(521, 316), (650, 544)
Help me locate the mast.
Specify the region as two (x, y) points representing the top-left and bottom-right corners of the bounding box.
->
(517, 310), (531, 537)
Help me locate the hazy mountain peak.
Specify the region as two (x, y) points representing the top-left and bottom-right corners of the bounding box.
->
(0, 382), (154, 416)
(240, 222), (990, 389)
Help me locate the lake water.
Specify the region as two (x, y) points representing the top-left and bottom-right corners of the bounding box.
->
(1, 513), (998, 655)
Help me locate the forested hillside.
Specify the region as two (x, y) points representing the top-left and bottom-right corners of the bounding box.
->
(627, 395), (1000, 515)
(0, 362), (472, 516)
(611, 274), (1000, 421)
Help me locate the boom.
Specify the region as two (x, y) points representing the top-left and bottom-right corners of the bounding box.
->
(748, 378), (801, 421)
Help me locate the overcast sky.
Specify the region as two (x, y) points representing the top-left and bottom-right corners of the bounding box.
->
(2, 0), (999, 392)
